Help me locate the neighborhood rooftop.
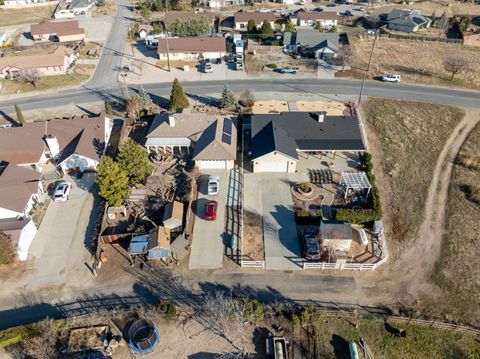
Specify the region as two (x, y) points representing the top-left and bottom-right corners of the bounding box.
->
(0, 46), (73, 72)
(30, 20), (85, 37)
(157, 37), (226, 54)
(234, 11), (276, 23)
(284, 30), (339, 50)
(0, 164), (40, 214)
(297, 11), (339, 21)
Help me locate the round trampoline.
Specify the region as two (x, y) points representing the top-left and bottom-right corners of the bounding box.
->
(128, 319), (160, 354)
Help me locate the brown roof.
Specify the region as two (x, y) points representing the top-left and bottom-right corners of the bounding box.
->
(192, 117), (237, 161)
(0, 219), (31, 247)
(30, 20), (85, 37)
(157, 36), (225, 54)
(0, 113), (107, 165)
(234, 11), (276, 24)
(163, 11), (216, 25)
(0, 46), (73, 71)
(298, 11), (339, 21)
(0, 164), (40, 213)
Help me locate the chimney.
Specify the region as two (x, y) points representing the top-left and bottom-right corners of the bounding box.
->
(168, 115), (175, 127)
(314, 111), (326, 123)
(45, 134), (60, 157)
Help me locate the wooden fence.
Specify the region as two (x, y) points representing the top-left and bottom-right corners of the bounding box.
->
(359, 31), (463, 45)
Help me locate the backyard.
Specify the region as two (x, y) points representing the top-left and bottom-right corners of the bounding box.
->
(430, 121), (480, 325)
(361, 99), (465, 242)
(351, 38), (480, 90)
(0, 4), (55, 27)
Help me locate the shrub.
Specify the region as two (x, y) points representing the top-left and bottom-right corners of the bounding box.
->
(0, 234), (15, 266)
(245, 299), (265, 322)
(296, 209), (310, 217)
(299, 182), (312, 193)
(157, 300), (177, 319)
(266, 63), (277, 69)
(290, 314), (301, 327)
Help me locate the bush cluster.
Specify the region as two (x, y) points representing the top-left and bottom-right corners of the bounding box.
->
(157, 300), (177, 319)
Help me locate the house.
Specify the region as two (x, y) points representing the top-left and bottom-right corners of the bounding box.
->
(0, 164), (43, 220)
(4, 0), (47, 6)
(157, 36), (226, 61)
(0, 46), (76, 78)
(162, 11), (216, 28)
(0, 113), (113, 173)
(295, 11), (339, 28)
(319, 220), (353, 252)
(128, 226), (171, 261)
(284, 29), (339, 59)
(30, 20), (85, 42)
(69, 0), (95, 15)
(146, 112), (237, 170)
(163, 201), (184, 232)
(0, 219), (37, 261)
(384, 9), (432, 33)
(234, 11), (276, 31)
(138, 24), (154, 40)
(248, 112), (365, 173)
(200, 0), (244, 8)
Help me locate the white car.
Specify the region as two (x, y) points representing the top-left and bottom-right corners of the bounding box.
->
(207, 176), (219, 196)
(53, 181), (72, 202)
(382, 74), (401, 83)
(203, 61), (213, 73)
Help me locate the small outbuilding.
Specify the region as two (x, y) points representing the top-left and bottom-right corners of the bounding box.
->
(147, 226), (171, 260)
(163, 201), (184, 232)
(319, 220), (353, 252)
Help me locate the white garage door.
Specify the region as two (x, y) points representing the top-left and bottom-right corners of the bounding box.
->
(259, 161), (288, 172)
(199, 160), (227, 169)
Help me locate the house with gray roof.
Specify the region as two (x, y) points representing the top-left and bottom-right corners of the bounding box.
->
(247, 112), (365, 173)
(284, 29), (339, 59)
(145, 111), (237, 170)
(384, 9), (432, 33)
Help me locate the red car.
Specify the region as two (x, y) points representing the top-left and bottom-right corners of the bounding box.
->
(204, 200), (218, 220)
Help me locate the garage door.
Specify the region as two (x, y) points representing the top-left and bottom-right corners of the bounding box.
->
(199, 160), (226, 169)
(259, 161), (288, 172)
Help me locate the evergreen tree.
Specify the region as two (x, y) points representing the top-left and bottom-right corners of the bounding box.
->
(220, 85), (235, 109)
(96, 157), (130, 206)
(314, 22), (324, 32)
(116, 139), (154, 185)
(15, 104), (25, 126)
(328, 25), (337, 33)
(104, 100), (113, 116)
(169, 78), (189, 111)
(139, 86), (154, 114)
(247, 19), (257, 35)
(260, 20), (273, 37)
(284, 21), (295, 33)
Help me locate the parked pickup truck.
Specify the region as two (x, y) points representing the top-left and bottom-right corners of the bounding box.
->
(279, 66), (298, 74)
(207, 176), (219, 195)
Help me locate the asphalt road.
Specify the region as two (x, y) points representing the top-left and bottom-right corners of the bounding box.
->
(1, 79), (480, 116)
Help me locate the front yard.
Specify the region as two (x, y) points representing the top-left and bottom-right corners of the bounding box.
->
(0, 4), (55, 26)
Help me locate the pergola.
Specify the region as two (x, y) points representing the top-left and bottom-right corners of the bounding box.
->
(340, 172), (371, 200)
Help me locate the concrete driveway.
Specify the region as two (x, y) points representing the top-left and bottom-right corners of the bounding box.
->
(27, 173), (97, 289)
(244, 173), (302, 270)
(189, 170), (229, 270)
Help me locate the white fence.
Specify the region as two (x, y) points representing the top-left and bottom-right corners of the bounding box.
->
(241, 260), (265, 269)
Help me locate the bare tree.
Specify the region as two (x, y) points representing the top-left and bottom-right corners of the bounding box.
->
(22, 319), (59, 359)
(334, 45), (354, 71)
(239, 89), (255, 108)
(17, 69), (40, 87)
(127, 93), (143, 119)
(443, 56), (469, 81)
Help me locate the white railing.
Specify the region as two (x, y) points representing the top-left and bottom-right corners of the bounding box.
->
(241, 260), (265, 269)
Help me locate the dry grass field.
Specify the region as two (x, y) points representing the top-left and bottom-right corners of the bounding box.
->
(362, 98), (464, 242)
(351, 38), (480, 90)
(0, 5), (55, 27)
(431, 124), (480, 324)
(373, 0), (480, 16)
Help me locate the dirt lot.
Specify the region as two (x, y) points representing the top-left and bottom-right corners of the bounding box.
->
(243, 210), (265, 261)
(0, 65), (94, 95)
(92, 0), (116, 16)
(252, 100), (289, 114)
(0, 4), (55, 26)
(296, 101), (346, 115)
(351, 38), (480, 90)
(372, 0), (480, 16)
(361, 98), (465, 242)
(430, 123), (480, 324)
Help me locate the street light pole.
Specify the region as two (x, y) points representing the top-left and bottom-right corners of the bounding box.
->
(358, 31), (378, 106)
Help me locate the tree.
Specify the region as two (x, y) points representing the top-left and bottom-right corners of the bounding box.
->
(127, 93), (143, 119)
(96, 0), (105, 6)
(104, 100), (113, 116)
(220, 85), (235, 109)
(328, 25), (337, 33)
(152, 22), (164, 34)
(96, 156), (130, 206)
(314, 21), (324, 32)
(117, 139), (154, 185)
(139, 86), (154, 114)
(260, 20), (273, 37)
(239, 89), (255, 108)
(140, 6), (152, 21)
(335, 45), (354, 71)
(169, 78), (189, 111)
(284, 20), (295, 33)
(170, 17), (211, 37)
(247, 19), (257, 35)
(15, 104), (25, 126)
(443, 56), (469, 81)
(17, 69), (39, 87)
(22, 319), (59, 359)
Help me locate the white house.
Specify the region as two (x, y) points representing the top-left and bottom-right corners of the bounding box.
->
(146, 111), (237, 170)
(157, 37), (226, 61)
(249, 112), (365, 173)
(295, 11), (339, 28)
(234, 11), (276, 31)
(138, 25), (153, 40)
(0, 219), (37, 261)
(283, 30), (339, 60)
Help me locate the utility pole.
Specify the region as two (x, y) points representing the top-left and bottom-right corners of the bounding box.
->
(358, 31), (378, 106)
(164, 0), (171, 72)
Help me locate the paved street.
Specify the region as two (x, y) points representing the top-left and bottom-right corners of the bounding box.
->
(244, 173), (301, 270)
(27, 174), (96, 290)
(189, 171), (228, 269)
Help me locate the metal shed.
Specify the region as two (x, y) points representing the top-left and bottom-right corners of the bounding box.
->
(163, 201), (184, 232)
(147, 226), (171, 260)
(319, 220), (353, 252)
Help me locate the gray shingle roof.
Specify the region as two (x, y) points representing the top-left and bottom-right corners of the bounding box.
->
(249, 112), (366, 157)
(284, 29), (339, 51)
